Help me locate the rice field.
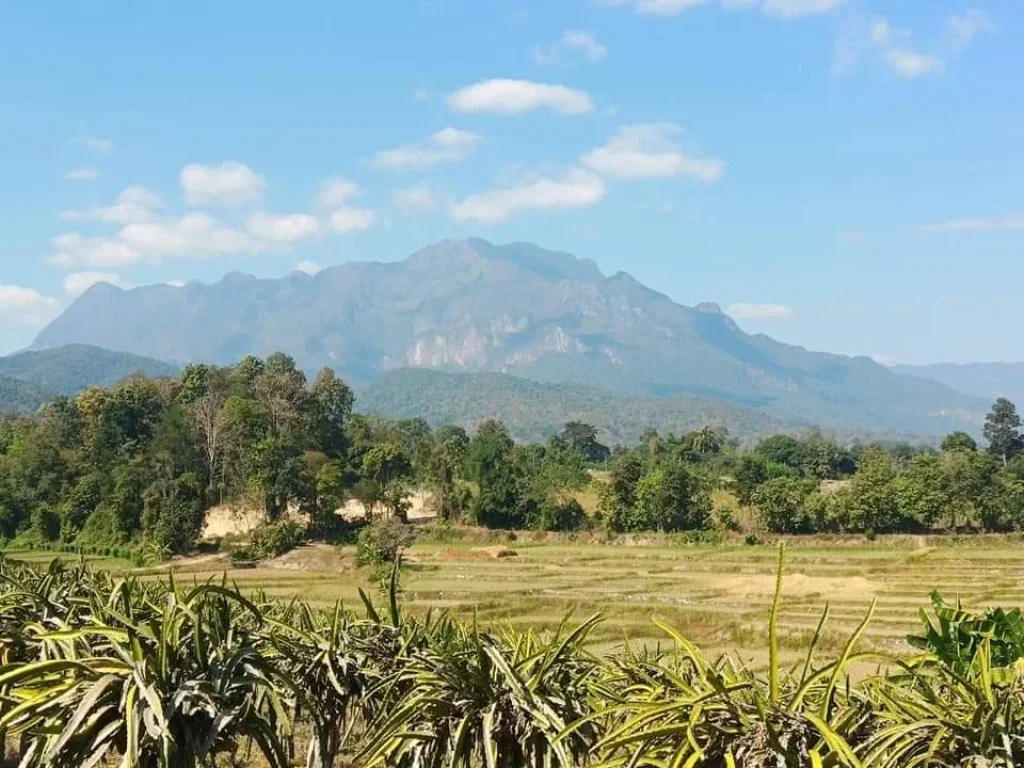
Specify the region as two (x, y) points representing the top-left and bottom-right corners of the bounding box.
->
(16, 536), (1021, 666)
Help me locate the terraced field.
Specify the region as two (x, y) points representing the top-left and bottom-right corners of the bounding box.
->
(12, 538), (1024, 665)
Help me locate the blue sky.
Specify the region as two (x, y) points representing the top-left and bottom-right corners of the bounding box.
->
(1, 0), (1021, 364)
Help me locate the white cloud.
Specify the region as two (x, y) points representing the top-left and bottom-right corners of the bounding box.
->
(246, 212), (321, 244)
(604, 0), (707, 15)
(450, 169), (605, 224)
(316, 178), (362, 209)
(608, 0), (844, 16)
(62, 185), (164, 224)
(62, 271), (131, 297)
(295, 260), (323, 275)
(166, 280), (187, 288)
(72, 136), (114, 153)
(65, 167), (99, 182)
(581, 123), (724, 182)
(532, 30), (607, 65)
(372, 127), (481, 170)
(52, 213), (263, 268)
(753, 0), (846, 17)
(394, 183), (441, 212)
(51, 233), (140, 268)
(922, 215), (1024, 234)
(448, 79), (594, 115)
(180, 161), (266, 207)
(835, 16), (946, 78)
(0, 285), (61, 327)
(884, 49), (943, 78)
(948, 9), (994, 50)
(329, 208), (376, 233)
(839, 230), (867, 244)
(727, 303), (795, 320)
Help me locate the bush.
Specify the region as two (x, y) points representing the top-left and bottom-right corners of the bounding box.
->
(249, 520), (304, 560)
(356, 520), (417, 567)
(530, 497), (588, 532)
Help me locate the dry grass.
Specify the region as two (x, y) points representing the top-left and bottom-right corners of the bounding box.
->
(12, 536), (1024, 669)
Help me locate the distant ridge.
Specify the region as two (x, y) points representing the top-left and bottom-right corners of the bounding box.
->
(357, 368), (792, 445)
(894, 362), (1024, 407)
(0, 345), (179, 413)
(32, 238), (985, 434)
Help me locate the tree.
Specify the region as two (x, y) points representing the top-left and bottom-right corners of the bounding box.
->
(310, 368), (354, 459)
(735, 455), (768, 505)
(610, 463), (708, 533)
(752, 477), (816, 533)
(756, 435), (805, 470)
(843, 447), (905, 533)
(689, 426), (722, 456)
(942, 431), (978, 453)
(559, 421), (610, 463)
(984, 398), (1022, 465)
(360, 442), (412, 522)
(426, 425), (470, 521)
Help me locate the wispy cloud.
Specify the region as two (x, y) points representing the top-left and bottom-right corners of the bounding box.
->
(294, 260), (323, 276)
(0, 285), (61, 326)
(394, 183), (443, 212)
(372, 127), (481, 170)
(450, 169), (605, 223)
(65, 167), (99, 182)
(532, 30), (607, 65)
(607, 0), (845, 17)
(448, 79), (594, 115)
(180, 161), (266, 207)
(62, 271), (131, 297)
(61, 186), (164, 224)
(246, 212), (321, 244)
(581, 123), (724, 182)
(922, 215), (1024, 233)
(71, 136), (114, 153)
(727, 302), (795, 320)
(948, 9), (994, 50)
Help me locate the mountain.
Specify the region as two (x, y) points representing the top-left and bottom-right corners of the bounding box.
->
(893, 363), (1024, 408)
(32, 238), (985, 434)
(0, 345), (179, 413)
(0, 375), (55, 414)
(357, 368), (792, 445)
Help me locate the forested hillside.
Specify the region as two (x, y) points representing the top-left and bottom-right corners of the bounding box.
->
(357, 368), (789, 444)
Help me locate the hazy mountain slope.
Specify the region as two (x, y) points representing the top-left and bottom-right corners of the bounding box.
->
(32, 238), (985, 434)
(0, 375), (54, 414)
(0, 345), (179, 397)
(893, 362), (1024, 407)
(357, 368), (792, 445)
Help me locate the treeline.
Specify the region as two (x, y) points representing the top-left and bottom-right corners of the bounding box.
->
(0, 355), (604, 555)
(2, 353), (1023, 555)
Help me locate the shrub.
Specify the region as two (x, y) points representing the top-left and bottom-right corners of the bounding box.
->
(249, 520), (304, 560)
(530, 496), (588, 532)
(356, 520), (417, 567)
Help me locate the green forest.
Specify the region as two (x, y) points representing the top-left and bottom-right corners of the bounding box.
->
(2, 354), (1024, 560)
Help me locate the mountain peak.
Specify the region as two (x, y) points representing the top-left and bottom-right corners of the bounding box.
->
(408, 238), (604, 282)
(695, 302), (723, 314)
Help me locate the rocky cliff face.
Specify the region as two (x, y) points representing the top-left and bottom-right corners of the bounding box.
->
(33, 237), (984, 433)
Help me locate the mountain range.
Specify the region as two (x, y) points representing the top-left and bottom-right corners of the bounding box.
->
(0, 345), (179, 413)
(31, 238), (987, 435)
(893, 363), (1024, 409)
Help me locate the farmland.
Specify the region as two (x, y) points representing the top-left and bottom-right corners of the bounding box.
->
(13, 534), (1024, 662)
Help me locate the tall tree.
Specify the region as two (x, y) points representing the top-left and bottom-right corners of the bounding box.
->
(983, 398), (1023, 466)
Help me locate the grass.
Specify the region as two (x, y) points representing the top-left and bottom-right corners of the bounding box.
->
(11, 534), (1024, 669)
(23, 534), (1018, 665)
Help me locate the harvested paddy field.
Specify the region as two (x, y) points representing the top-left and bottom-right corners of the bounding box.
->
(11, 538), (1024, 666)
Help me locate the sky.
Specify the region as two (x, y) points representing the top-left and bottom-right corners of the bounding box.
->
(0, 0), (1021, 365)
